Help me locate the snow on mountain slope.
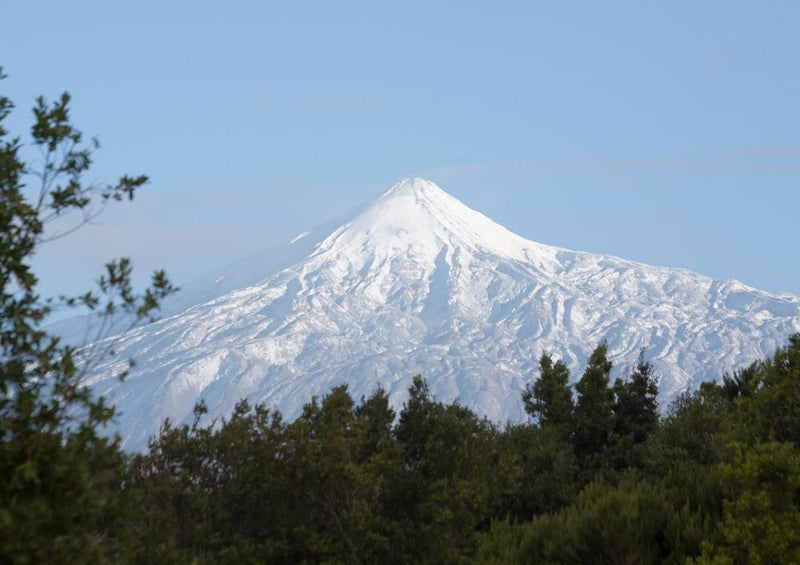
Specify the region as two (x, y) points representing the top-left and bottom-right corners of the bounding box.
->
(79, 178), (800, 450)
(46, 215), (348, 344)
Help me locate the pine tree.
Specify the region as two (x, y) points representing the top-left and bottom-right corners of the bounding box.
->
(573, 342), (614, 468)
(522, 352), (574, 435)
(355, 388), (396, 459)
(613, 353), (659, 444)
(609, 353), (659, 470)
(748, 334), (800, 447)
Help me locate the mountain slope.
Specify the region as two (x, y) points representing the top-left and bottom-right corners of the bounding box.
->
(80, 178), (800, 450)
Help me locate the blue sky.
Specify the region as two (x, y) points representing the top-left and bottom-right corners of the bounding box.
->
(3, 1), (799, 300)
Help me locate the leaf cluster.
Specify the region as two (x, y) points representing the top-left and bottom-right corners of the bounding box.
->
(0, 69), (175, 564)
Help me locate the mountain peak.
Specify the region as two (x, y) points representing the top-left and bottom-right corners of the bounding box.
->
(372, 177), (456, 216)
(317, 177), (543, 263)
(381, 177), (445, 199)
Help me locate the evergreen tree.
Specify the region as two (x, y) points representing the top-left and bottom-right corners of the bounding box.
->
(747, 334), (800, 447)
(496, 425), (578, 520)
(654, 381), (731, 468)
(288, 385), (388, 564)
(355, 388), (396, 459)
(573, 342), (614, 469)
(395, 375), (435, 471)
(392, 376), (506, 564)
(522, 352), (574, 435)
(721, 361), (760, 401)
(610, 352), (659, 469)
(613, 352), (659, 443)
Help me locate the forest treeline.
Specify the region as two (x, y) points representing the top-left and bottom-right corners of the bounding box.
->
(7, 337), (800, 564)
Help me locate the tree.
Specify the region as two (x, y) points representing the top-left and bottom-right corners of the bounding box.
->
(496, 424), (578, 520)
(721, 362), (759, 401)
(476, 480), (676, 565)
(573, 342), (614, 471)
(693, 442), (800, 565)
(392, 376), (506, 564)
(522, 352), (574, 436)
(613, 352), (659, 443)
(354, 388), (396, 459)
(0, 68), (174, 563)
(610, 352), (659, 470)
(746, 334), (800, 447)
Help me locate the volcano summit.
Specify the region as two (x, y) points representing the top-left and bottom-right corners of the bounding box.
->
(78, 178), (800, 450)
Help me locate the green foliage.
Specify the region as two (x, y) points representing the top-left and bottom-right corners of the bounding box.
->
(608, 353), (660, 471)
(495, 424), (578, 520)
(390, 376), (508, 564)
(0, 69), (174, 563)
(478, 336), (800, 564)
(573, 342), (615, 473)
(652, 382), (731, 468)
(721, 362), (759, 401)
(613, 353), (659, 443)
(477, 480), (674, 564)
(522, 352), (574, 435)
(692, 441), (800, 565)
(122, 337), (800, 564)
(744, 334), (800, 447)
(476, 463), (728, 565)
(119, 381), (505, 564)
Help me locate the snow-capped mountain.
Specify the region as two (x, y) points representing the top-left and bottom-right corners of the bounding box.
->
(78, 178), (800, 450)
